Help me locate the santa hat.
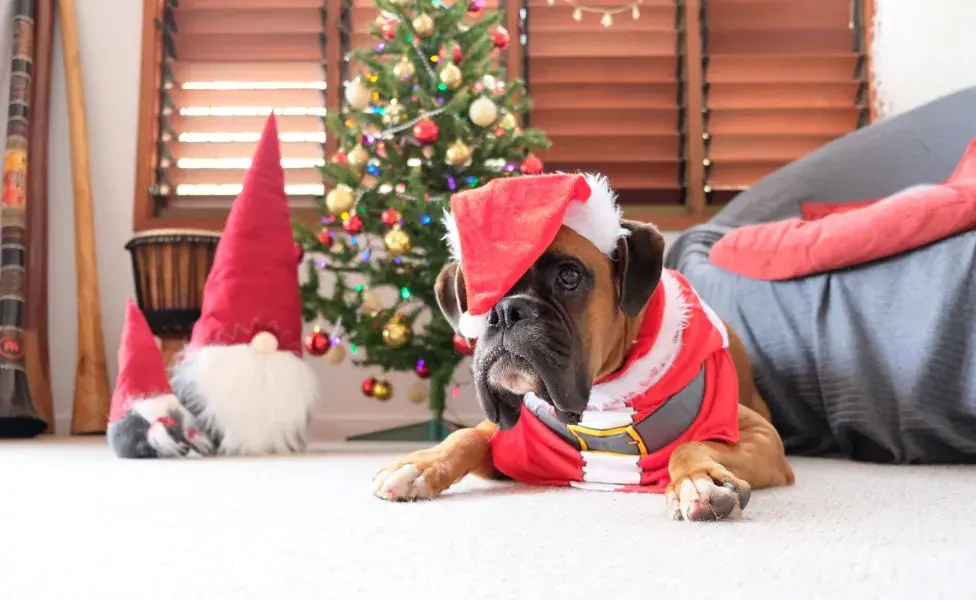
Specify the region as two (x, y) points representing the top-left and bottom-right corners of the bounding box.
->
(109, 299), (173, 423)
(189, 114), (303, 356)
(442, 173), (628, 339)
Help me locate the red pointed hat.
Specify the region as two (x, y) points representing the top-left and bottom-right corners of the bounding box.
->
(442, 173), (627, 339)
(190, 114), (303, 356)
(110, 299), (173, 423)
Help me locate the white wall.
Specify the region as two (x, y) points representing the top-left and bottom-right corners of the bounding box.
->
(873, 0), (976, 117)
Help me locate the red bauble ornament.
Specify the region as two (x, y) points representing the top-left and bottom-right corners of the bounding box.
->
(361, 376), (378, 397)
(494, 127), (506, 137)
(294, 241), (304, 264)
(343, 215), (364, 234)
(413, 119), (439, 144)
(520, 155), (544, 175)
(317, 228), (334, 248)
(381, 208), (402, 227)
(381, 20), (398, 41)
(415, 359), (432, 379)
(468, 1), (486, 16)
(333, 151), (348, 165)
(491, 27), (510, 50)
(440, 44), (464, 65)
(304, 330), (331, 356)
(453, 333), (475, 356)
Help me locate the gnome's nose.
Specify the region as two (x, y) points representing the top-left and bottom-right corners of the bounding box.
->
(250, 332), (279, 354)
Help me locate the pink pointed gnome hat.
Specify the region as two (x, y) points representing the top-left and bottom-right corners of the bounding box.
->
(189, 115), (303, 356)
(109, 299), (173, 423)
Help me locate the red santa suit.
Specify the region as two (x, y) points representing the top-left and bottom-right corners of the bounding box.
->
(489, 269), (739, 493)
(441, 173), (740, 493)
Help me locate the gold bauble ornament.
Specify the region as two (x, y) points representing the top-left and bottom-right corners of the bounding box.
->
(360, 290), (382, 314)
(372, 378), (394, 401)
(343, 77), (371, 110)
(445, 140), (473, 166)
(412, 13), (435, 38)
(348, 145), (369, 171)
(325, 184), (355, 215)
(384, 101), (405, 126)
(439, 62), (463, 90)
(407, 382), (428, 405)
(382, 317), (411, 348)
(393, 57), (415, 80)
(468, 95), (498, 127)
(384, 226), (412, 256)
(497, 112), (518, 130)
(324, 344), (346, 365)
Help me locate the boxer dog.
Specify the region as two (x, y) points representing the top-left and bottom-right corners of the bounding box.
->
(372, 174), (795, 521)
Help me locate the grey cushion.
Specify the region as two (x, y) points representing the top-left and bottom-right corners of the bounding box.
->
(711, 86), (976, 228)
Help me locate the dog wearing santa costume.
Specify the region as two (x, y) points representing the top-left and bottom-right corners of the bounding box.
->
(373, 173), (795, 521)
(108, 299), (212, 458)
(168, 115), (319, 456)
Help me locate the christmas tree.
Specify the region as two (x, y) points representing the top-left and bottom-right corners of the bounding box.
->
(294, 0), (549, 440)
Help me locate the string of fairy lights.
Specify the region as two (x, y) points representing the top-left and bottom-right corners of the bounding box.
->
(547, 0), (645, 27)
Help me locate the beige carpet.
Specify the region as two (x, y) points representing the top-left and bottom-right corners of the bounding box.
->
(1, 438), (974, 600)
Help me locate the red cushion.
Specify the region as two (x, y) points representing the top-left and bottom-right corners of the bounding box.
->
(710, 140), (976, 281)
(800, 200), (877, 221)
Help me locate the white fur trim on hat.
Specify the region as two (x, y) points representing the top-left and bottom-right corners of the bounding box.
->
(562, 173), (630, 255)
(441, 172), (628, 263)
(458, 311), (488, 339)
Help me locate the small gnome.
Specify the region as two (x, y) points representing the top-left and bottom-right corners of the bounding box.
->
(169, 114), (319, 456)
(108, 299), (212, 458)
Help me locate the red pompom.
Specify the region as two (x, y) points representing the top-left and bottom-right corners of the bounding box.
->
(413, 119), (439, 144)
(453, 333), (475, 356)
(304, 330), (331, 356)
(491, 27), (510, 50)
(343, 215), (364, 234)
(381, 20), (398, 41)
(361, 376), (378, 396)
(415, 359), (432, 379)
(381, 208), (402, 227)
(519, 155), (544, 175)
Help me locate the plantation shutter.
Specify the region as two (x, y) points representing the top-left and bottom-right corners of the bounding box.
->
(153, 0), (328, 220)
(526, 0), (684, 205)
(701, 0), (868, 202)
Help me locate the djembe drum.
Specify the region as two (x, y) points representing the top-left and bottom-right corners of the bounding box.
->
(125, 229), (221, 365)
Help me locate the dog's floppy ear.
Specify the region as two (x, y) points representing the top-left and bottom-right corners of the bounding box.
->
(435, 262), (468, 332)
(613, 219), (666, 318)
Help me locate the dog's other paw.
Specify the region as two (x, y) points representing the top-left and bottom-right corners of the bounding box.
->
(665, 465), (751, 522)
(372, 453), (456, 502)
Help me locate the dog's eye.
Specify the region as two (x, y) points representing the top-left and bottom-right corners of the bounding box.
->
(556, 266), (582, 291)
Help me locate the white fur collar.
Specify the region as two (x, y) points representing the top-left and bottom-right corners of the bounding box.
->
(585, 270), (690, 412)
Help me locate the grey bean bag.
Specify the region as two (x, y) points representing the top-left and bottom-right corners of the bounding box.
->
(665, 87), (976, 463)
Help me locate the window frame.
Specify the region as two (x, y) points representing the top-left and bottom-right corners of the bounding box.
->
(132, 0), (876, 233)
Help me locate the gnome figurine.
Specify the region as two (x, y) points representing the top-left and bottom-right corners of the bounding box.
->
(108, 299), (212, 458)
(169, 115), (319, 456)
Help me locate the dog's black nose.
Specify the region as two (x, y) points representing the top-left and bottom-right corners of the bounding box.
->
(490, 297), (536, 329)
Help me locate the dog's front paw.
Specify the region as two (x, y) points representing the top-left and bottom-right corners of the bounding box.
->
(372, 453), (454, 502)
(665, 465), (751, 522)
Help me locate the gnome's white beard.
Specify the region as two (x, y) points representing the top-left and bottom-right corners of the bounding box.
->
(171, 344), (318, 456)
